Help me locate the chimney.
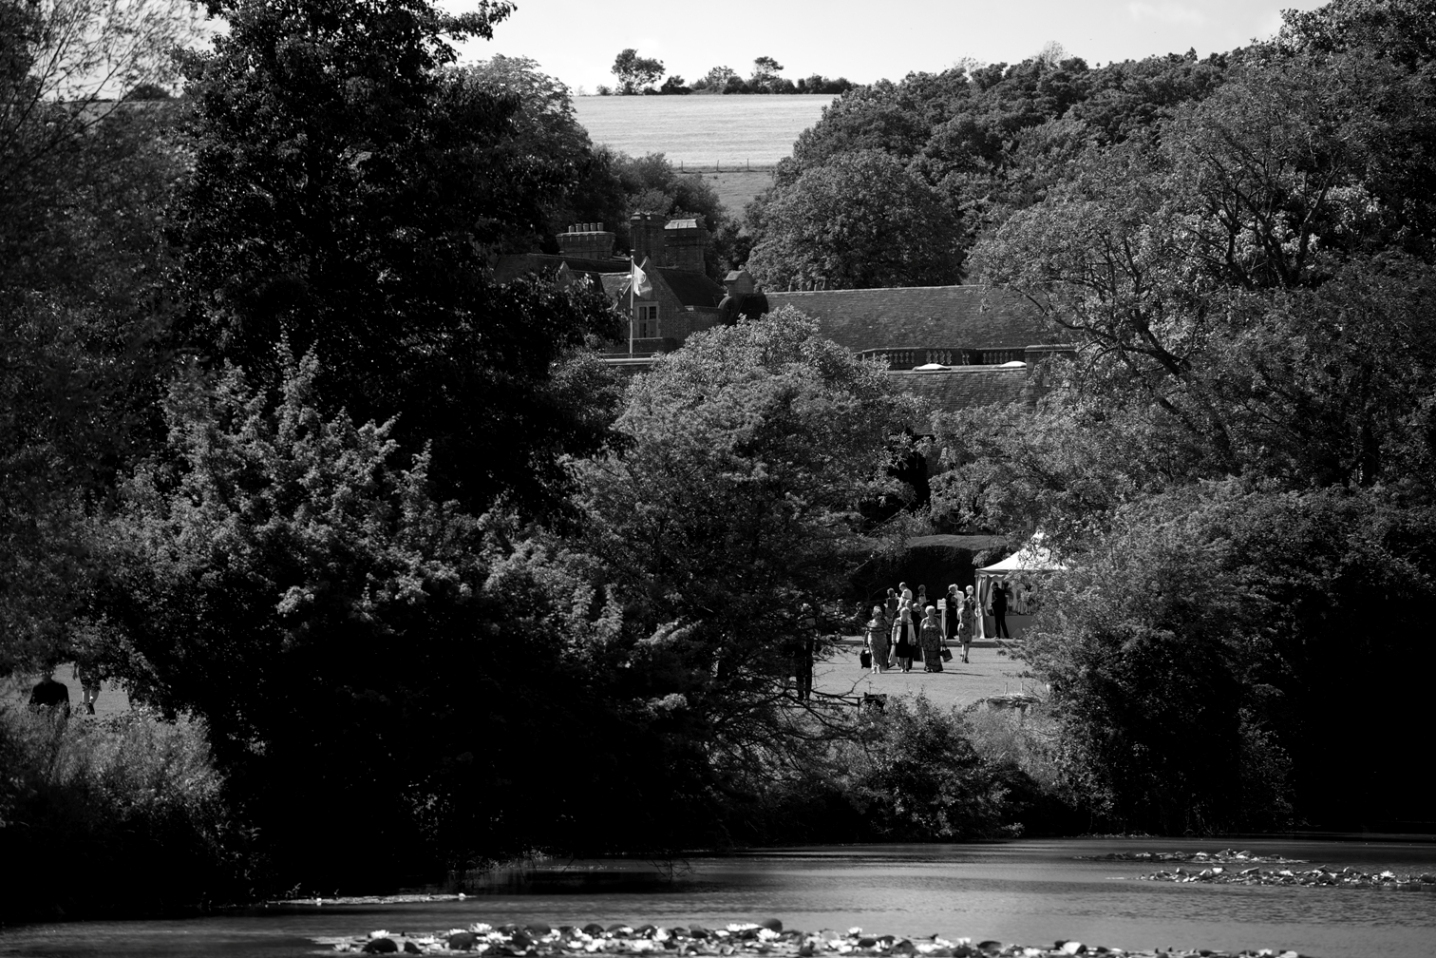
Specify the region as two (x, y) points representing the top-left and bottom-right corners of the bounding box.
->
(630, 212), (667, 267)
(556, 223), (615, 260)
(723, 269), (755, 297)
(663, 216), (708, 273)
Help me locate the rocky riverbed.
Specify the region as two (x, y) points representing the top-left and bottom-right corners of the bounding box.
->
(1078, 849), (1303, 865)
(319, 919), (1306, 958)
(1139, 865), (1436, 888)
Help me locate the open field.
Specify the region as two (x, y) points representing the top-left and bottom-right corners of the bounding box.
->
(573, 94), (834, 168)
(692, 168), (774, 215)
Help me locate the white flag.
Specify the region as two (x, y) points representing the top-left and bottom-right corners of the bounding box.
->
(631, 260), (652, 297)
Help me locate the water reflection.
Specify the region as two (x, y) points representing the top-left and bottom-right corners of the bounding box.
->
(2, 839), (1433, 958)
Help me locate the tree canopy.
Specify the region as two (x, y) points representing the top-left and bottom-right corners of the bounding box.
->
(746, 150), (962, 289)
(563, 308), (921, 807)
(925, 0), (1436, 832)
(611, 47), (665, 94)
(169, 0), (617, 518)
(1, 0), (197, 674)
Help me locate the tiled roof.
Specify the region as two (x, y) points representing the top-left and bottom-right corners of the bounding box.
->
(492, 253), (627, 285)
(665, 218), (701, 230)
(886, 365), (1030, 415)
(904, 534), (1011, 551)
(654, 266), (724, 309)
(766, 286), (1052, 351)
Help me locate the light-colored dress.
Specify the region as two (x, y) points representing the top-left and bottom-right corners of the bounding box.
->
(920, 619), (944, 671)
(865, 615), (890, 672)
(957, 599), (974, 661)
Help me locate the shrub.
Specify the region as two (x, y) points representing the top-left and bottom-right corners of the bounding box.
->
(839, 694), (1049, 839)
(0, 702), (244, 921)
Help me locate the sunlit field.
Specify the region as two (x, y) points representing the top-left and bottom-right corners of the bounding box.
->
(573, 94), (835, 168)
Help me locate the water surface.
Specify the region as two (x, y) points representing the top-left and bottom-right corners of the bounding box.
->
(3, 839), (1433, 958)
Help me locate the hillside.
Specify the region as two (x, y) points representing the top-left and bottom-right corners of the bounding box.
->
(690, 168), (774, 216)
(573, 94), (832, 168)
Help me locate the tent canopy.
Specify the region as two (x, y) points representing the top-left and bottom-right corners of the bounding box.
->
(973, 533), (1063, 639)
(978, 532), (1064, 574)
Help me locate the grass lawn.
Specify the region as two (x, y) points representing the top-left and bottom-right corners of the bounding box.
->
(697, 168), (774, 214)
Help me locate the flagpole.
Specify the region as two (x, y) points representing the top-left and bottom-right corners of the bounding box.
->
(629, 254), (635, 356)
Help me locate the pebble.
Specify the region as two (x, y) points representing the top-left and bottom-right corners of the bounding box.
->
(318, 920), (1309, 958)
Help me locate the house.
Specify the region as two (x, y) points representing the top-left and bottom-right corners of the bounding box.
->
(763, 286), (1053, 368)
(494, 220), (1072, 412)
(762, 285), (1074, 412)
(492, 214), (743, 356)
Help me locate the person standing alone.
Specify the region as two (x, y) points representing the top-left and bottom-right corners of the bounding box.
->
(793, 603), (819, 701)
(992, 579), (1011, 640)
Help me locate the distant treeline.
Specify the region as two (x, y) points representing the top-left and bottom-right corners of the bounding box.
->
(602, 53), (854, 96)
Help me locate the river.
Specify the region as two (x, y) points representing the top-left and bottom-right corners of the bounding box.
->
(2, 839), (1433, 958)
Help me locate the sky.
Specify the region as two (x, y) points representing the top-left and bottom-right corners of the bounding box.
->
(452, 0), (1333, 94)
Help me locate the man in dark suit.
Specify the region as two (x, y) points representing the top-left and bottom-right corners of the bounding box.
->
(992, 580), (1011, 639)
(29, 674), (71, 719)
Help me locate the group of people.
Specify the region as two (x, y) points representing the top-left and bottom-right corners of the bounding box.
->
(25, 662), (103, 720)
(862, 582), (977, 674)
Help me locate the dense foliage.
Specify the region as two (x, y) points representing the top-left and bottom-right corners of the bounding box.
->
(7, 0), (1436, 918)
(610, 48), (665, 95)
(0, 704), (238, 919)
(747, 150), (962, 290)
(558, 309), (921, 816)
(599, 56), (853, 96)
(926, 0), (1436, 831)
(1, 0), (195, 674)
(169, 0), (619, 518)
(743, 48), (1232, 288)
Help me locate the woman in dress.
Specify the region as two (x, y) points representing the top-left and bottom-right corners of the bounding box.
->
(907, 591), (924, 668)
(919, 605), (945, 672)
(957, 591), (975, 663)
(864, 605), (890, 674)
(891, 594), (915, 672)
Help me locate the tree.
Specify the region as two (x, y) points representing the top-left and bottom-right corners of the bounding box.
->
(783, 79), (937, 179)
(454, 55), (624, 250)
(926, 3), (1436, 833)
(1021, 482), (1436, 832)
(2, 0), (196, 189)
(1, 0), (197, 675)
(750, 55), (784, 92)
(602, 149), (734, 274)
(747, 150), (963, 289)
(98, 352), (636, 882)
(967, 45), (1436, 490)
(842, 695), (1031, 838)
(169, 0), (620, 518)
(694, 64), (737, 91)
(611, 47), (664, 94)
(566, 309), (921, 804)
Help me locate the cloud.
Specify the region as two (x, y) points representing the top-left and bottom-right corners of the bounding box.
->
(1127, 2), (1206, 26)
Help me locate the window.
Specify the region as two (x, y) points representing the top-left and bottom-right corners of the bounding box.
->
(636, 304), (659, 339)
